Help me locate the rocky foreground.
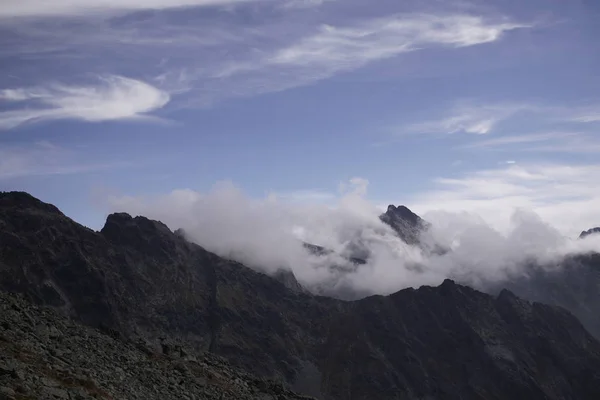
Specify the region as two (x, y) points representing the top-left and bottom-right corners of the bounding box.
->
(0, 290), (312, 400)
(2, 191), (600, 399)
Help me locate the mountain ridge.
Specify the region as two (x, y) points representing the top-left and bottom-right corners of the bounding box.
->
(2, 191), (600, 399)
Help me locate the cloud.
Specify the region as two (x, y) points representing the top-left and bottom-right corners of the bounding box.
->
(412, 163), (600, 237)
(460, 131), (579, 148)
(0, 141), (131, 179)
(0, 0), (255, 18)
(270, 14), (523, 68)
(568, 106), (600, 123)
(0, 9), (530, 107)
(219, 14), (527, 81)
(267, 189), (336, 204)
(459, 131), (600, 154)
(407, 102), (533, 135)
(104, 164), (600, 298)
(0, 75), (169, 130)
(281, 0), (332, 9)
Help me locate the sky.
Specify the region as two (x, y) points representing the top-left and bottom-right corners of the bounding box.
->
(1, 0), (600, 240)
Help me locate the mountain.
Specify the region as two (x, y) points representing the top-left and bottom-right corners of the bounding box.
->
(3, 191), (600, 399)
(0, 290), (314, 400)
(580, 227), (600, 239)
(489, 253), (600, 338)
(301, 204), (431, 273)
(379, 204), (429, 245)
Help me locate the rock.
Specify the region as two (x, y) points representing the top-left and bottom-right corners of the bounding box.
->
(0, 387), (15, 397)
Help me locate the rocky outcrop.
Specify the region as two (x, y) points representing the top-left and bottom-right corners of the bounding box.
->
(3, 191), (600, 399)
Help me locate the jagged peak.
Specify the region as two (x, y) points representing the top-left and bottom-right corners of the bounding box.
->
(382, 204), (421, 225)
(0, 191), (63, 215)
(580, 227), (600, 239)
(441, 278), (457, 287)
(101, 212), (173, 241)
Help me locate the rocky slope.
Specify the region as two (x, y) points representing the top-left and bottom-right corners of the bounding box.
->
(3, 191), (600, 399)
(491, 253), (600, 338)
(0, 290), (314, 400)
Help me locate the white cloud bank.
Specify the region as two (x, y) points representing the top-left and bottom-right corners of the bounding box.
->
(105, 163), (600, 298)
(413, 163), (600, 236)
(0, 0), (254, 18)
(0, 75), (169, 130)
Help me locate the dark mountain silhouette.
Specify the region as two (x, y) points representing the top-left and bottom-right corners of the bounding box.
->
(3, 191), (600, 399)
(580, 227), (600, 239)
(489, 253), (600, 338)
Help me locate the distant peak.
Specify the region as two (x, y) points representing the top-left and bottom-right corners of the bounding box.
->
(0, 191), (63, 215)
(383, 204), (420, 222)
(580, 227), (600, 239)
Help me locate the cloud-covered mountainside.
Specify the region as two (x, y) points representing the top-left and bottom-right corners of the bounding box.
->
(108, 181), (600, 301)
(4, 190), (600, 400)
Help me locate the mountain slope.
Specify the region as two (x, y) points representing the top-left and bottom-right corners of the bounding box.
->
(0, 290), (315, 400)
(2, 192), (600, 399)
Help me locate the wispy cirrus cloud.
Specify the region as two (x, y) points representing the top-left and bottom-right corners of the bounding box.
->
(460, 131), (579, 148)
(571, 108), (600, 123)
(0, 75), (169, 130)
(406, 102), (534, 135)
(0, 3), (532, 109)
(0, 0), (257, 18)
(0, 141), (131, 179)
(459, 131), (600, 154)
(217, 14), (527, 81)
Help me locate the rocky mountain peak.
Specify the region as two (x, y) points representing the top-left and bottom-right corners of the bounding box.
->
(384, 204), (421, 225)
(379, 204), (428, 245)
(580, 227), (600, 239)
(101, 212), (174, 242)
(100, 212), (182, 261)
(0, 191), (62, 215)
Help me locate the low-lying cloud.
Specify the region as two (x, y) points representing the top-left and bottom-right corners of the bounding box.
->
(106, 163), (600, 299)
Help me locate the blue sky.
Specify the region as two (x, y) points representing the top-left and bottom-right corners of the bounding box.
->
(1, 0), (600, 234)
